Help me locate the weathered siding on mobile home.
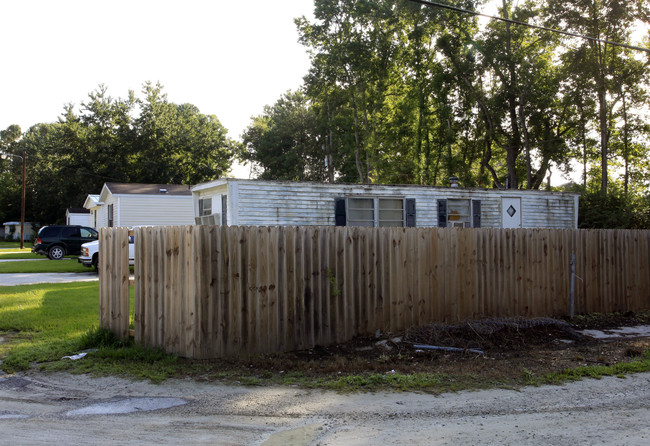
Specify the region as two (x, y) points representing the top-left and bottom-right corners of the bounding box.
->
(191, 179), (579, 229)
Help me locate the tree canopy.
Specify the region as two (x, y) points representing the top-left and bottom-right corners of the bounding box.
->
(0, 83), (236, 226)
(240, 0), (650, 228)
(2, 1), (649, 229)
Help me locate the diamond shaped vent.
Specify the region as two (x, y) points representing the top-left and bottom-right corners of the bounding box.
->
(507, 205), (517, 217)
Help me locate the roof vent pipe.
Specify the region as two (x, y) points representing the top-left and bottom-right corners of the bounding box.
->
(449, 176), (459, 187)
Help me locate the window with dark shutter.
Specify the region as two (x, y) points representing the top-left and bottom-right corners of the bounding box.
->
(335, 198), (346, 226)
(107, 204), (114, 227)
(336, 197), (412, 227)
(405, 198), (416, 227)
(438, 199), (447, 227)
(221, 195), (228, 225)
(472, 200), (481, 228)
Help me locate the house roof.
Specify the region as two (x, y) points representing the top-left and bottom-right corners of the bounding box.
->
(83, 194), (102, 209)
(191, 178), (581, 197)
(66, 208), (90, 214)
(104, 182), (192, 196)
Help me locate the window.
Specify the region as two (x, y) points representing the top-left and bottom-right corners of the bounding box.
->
(80, 228), (97, 238)
(347, 198), (375, 227)
(198, 197), (212, 216)
(107, 204), (114, 227)
(448, 199), (471, 227)
(39, 227), (59, 237)
(61, 227), (80, 238)
(438, 199), (481, 228)
(378, 198), (405, 227)
(336, 197), (416, 227)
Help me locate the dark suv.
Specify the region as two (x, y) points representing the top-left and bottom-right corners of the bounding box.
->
(32, 225), (99, 260)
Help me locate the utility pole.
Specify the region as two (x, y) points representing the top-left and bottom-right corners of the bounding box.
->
(0, 150), (26, 249)
(21, 151), (26, 249)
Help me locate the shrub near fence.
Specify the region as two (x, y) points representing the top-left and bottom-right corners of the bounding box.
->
(98, 226), (650, 359)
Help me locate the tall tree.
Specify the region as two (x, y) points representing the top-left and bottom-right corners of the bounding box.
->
(298, 0), (400, 183)
(9, 83), (236, 225)
(241, 90), (325, 181)
(546, 0), (650, 195)
(0, 125), (24, 223)
(134, 82), (234, 185)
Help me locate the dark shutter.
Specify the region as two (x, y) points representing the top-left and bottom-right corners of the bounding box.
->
(221, 195), (228, 225)
(198, 199), (204, 216)
(437, 199), (447, 228)
(472, 200), (481, 228)
(108, 204), (114, 227)
(335, 198), (346, 226)
(405, 198), (416, 227)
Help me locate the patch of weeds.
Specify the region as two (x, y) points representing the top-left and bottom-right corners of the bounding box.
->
(535, 349), (650, 385)
(78, 326), (132, 349)
(521, 368), (535, 384)
(41, 344), (183, 383)
(239, 376), (263, 386)
(327, 268), (341, 298)
(307, 372), (455, 392)
(1, 338), (81, 373)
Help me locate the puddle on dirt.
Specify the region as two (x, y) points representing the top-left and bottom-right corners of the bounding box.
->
(66, 397), (187, 416)
(0, 376), (31, 389)
(261, 423), (324, 446)
(579, 325), (650, 340)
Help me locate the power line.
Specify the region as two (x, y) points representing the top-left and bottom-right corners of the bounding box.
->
(406, 0), (650, 54)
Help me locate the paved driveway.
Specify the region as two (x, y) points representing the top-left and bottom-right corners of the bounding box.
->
(0, 272), (98, 286)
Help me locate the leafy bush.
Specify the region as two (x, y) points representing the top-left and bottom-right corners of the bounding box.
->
(577, 188), (650, 229)
(78, 326), (132, 349)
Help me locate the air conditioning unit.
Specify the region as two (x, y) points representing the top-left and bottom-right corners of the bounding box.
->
(209, 213), (221, 226)
(197, 213), (221, 226)
(451, 221), (466, 228)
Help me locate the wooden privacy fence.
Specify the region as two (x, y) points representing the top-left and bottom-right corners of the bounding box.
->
(99, 226), (650, 359)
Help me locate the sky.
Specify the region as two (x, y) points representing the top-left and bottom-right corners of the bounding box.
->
(1, 0), (314, 145)
(2, 1), (646, 181)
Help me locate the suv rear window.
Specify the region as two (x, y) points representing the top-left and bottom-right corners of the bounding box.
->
(39, 227), (60, 237)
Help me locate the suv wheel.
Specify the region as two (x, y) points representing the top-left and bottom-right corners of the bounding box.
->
(48, 245), (65, 260)
(92, 255), (99, 271)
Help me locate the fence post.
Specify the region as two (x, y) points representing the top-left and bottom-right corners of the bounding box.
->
(98, 227), (130, 339)
(569, 252), (575, 319)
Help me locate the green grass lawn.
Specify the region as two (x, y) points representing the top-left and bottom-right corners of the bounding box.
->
(0, 282), (137, 372)
(0, 258), (91, 273)
(0, 282), (104, 370)
(0, 242), (28, 249)
(0, 250), (42, 260)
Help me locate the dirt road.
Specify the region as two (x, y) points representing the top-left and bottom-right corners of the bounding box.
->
(1, 371), (649, 445)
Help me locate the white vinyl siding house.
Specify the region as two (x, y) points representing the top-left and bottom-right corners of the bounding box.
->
(191, 179), (579, 229)
(65, 208), (91, 226)
(83, 195), (104, 229)
(86, 183), (194, 228)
